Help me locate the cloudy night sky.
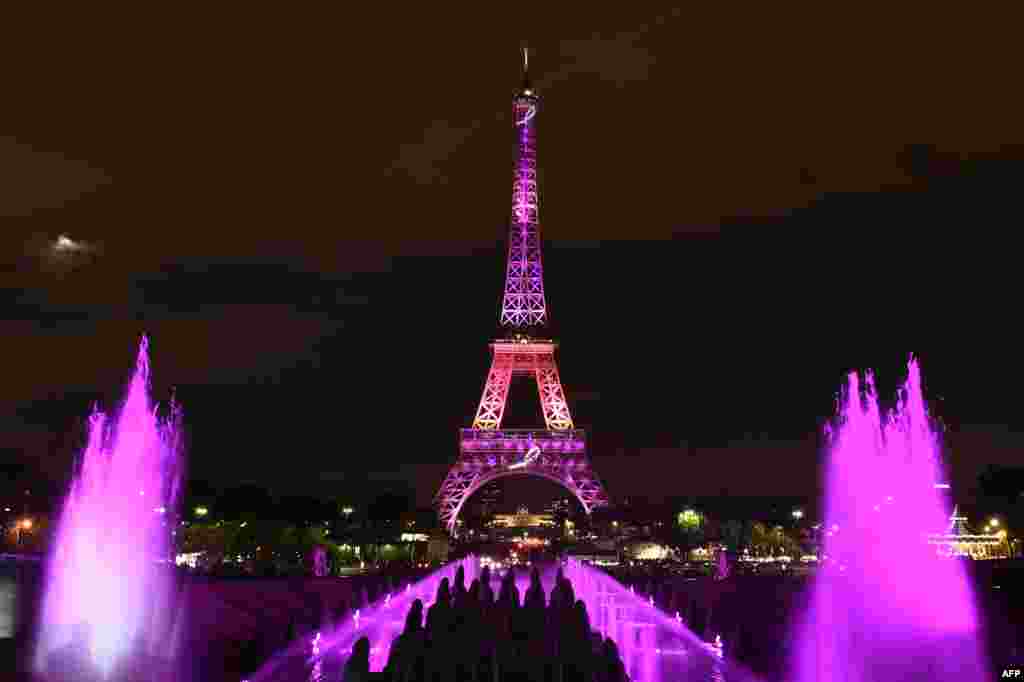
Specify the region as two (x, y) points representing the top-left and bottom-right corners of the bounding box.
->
(2, 6), (1022, 512)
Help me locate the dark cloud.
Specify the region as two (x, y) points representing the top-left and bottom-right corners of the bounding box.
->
(389, 119), (485, 186)
(0, 138), (110, 216)
(386, 12), (679, 190)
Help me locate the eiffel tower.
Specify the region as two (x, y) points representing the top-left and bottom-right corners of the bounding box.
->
(435, 50), (610, 536)
(947, 505), (970, 536)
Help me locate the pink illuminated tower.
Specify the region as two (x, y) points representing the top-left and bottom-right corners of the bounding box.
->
(436, 51), (609, 535)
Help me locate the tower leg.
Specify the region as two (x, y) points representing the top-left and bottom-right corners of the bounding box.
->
(535, 355), (574, 430)
(472, 355), (513, 430)
(436, 465), (484, 535)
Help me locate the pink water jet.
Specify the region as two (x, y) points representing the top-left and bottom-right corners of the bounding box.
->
(563, 558), (757, 682)
(794, 357), (989, 680)
(34, 336), (183, 679)
(248, 559), (477, 682)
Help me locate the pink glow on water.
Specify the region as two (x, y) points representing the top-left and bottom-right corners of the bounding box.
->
(34, 337), (183, 679)
(794, 357), (989, 680)
(252, 557), (761, 682)
(248, 559), (475, 682)
(563, 559), (759, 682)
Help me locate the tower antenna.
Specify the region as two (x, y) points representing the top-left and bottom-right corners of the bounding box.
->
(521, 46), (533, 93)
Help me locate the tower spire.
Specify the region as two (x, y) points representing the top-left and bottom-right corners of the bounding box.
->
(521, 46), (532, 93)
(501, 49), (546, 330)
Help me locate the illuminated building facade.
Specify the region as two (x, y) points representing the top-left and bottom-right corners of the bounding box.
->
(490, 506), (556, 529)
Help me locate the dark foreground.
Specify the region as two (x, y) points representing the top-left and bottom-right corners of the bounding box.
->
(2, 556), (1021, 680)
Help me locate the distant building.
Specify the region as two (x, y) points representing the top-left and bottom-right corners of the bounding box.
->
(547, 498), (571, 514)
(546, 497), (573, 524)
(623, 541), (676, 562)
(568, 547), (619, 567)
(427, 533), (450, 563)
(491, 506), (555, 529)
(487, 506), (560, 542)
(926, 506), (1008, 559)
(473, 480), (504, 517)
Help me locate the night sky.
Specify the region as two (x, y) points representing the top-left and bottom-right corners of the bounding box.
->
(2, 7), (1022, 513)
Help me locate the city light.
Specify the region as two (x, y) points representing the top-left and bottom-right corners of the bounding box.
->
(989, 518), (999, 528)
(194, 506), (208, 517)
(400, 532), (428, 542)
(175, 552), (201, 569)
(21, 518), (32, 530)
(678, 509), (700, 528)
(792, 509), (804, 519)
(342, 506), (354, 516)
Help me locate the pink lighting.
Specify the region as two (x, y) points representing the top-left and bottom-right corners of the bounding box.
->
(248, 559), (476, 681)
(563, 559), (757, 681)
(249, 558), (758, 681)
(435, 55), (609, 535)
(34, 336), (183, 679)
(793, 357), (989, 680)
(471, 343), (575, 431)
(439, 430), (606, 535)
(500, 76), (547, 329)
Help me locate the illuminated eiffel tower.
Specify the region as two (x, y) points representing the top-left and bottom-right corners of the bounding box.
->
(947, 505), (970, 535)
(435, 51), (610, 536)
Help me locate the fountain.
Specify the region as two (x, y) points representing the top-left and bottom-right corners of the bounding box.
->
(247, 559), (475, 681)
(23, 342), (1000, 680)
(33, 336), (183, 680)
(563, 558), (755, 682)
(794, 358), (989, 680)
(246, 556), (761, 681)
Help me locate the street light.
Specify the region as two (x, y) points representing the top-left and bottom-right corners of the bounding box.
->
(989, 518), (1000, 528)
(679, 509), (700, 527)
(16, 518), (32, 547)
(995, 529), (1009, 558)
(194, 506), (208, 518)
(792, 509), (804, 520)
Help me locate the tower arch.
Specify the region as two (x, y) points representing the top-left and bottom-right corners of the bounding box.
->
(436, 429), (607, 536)
(440, 467), (594, 535)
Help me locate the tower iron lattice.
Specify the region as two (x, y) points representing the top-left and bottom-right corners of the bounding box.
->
(435, 51), (610, 535)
